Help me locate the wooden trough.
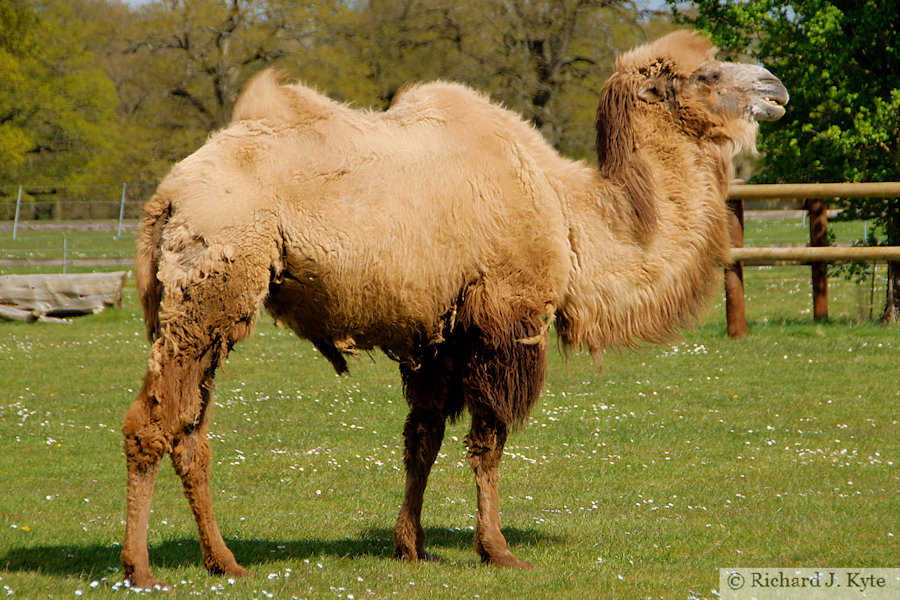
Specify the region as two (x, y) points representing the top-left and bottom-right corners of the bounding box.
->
(0, 271), (129, 322)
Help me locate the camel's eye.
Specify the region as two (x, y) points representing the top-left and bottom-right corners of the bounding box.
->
(696, 68), (721, 85)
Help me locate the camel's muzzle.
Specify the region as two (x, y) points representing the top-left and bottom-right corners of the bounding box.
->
(749, 73), (789, 121)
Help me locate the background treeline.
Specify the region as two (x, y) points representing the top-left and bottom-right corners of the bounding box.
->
(0, 0), (675, 194)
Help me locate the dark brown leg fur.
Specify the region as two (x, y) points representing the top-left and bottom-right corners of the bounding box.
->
(393, 406), (446, 562)
(466, 413), (533, 569)
(393, 356), (462, 562)
(393, 314), (546, 568)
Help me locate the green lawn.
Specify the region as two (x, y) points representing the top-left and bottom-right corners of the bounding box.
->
(0, 221), (897, 599)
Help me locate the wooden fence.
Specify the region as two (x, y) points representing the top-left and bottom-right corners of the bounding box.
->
(724, 182), (900, 337)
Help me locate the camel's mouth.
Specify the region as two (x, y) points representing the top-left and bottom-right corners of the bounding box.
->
(750, 82), (789, 121)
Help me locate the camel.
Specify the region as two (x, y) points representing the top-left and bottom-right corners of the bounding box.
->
(121, 31), (787, 587)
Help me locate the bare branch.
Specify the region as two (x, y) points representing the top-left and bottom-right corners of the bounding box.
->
(168, 87), (214, 121)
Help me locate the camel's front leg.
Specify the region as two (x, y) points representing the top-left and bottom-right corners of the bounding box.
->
(121, 376), (170, 589)
(393, 406), (446, 562)
(171, 410), (248, 578)
(122, 456), (164, 588)
(466, 413), (534, 569)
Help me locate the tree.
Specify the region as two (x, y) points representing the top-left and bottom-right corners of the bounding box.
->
(93, 0), (675, 183)
(671, 0), (900, 321)
(122, 0), (313, 130)
(107, 0), (305, 174)
(0, 0), (119, 190)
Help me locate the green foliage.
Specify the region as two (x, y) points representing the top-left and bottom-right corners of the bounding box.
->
(0, 1), (119, 187)
(5, 0), (680, 191)
(0, 2), (38, 174)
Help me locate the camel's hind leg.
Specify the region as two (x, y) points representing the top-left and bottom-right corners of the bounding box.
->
(123, 249), (268, 587)
(465, 413), (532, 569)
(393, 355), (462, 562)
(462, 315), (546, 569)
(121, 383), (165, 588)
(122, 349), (221, 588)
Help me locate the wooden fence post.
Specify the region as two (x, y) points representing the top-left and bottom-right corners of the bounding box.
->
(806, 198), (828, 321)
(725, 196), (748, 337)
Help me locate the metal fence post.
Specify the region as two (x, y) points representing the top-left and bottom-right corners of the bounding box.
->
(13, 186), (23, 240)
(116, 183), (127, 239)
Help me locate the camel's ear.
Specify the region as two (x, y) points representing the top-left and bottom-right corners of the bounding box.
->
(637, 78), (667, 104)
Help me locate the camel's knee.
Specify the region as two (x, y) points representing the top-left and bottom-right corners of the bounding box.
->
(122, 384), (172, 467)
(465, 415), (507, 473)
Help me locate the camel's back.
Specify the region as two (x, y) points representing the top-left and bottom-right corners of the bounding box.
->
(154, 71), (573, 363)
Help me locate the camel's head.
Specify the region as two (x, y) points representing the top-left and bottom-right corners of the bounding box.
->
(595, 31), (788, 233)
(598, 30), (789, 164)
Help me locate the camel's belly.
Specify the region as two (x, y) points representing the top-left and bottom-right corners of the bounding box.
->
(264, 266), (456, 362)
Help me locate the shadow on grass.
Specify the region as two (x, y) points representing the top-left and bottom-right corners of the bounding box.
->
(0, 526), (562, 579)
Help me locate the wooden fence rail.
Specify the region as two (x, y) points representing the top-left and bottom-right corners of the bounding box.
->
(730, 247), (900, 262)
(724, 182), (900, 337)
(728, 181), (900, 200)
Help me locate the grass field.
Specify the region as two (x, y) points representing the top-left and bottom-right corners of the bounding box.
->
(0, 220), (897, 599)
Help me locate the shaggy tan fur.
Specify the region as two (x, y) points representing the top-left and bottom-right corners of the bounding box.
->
(122, 31), (787, 587)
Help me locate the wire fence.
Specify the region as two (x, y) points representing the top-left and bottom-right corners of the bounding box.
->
(0, 183), (156, 229)
(0, 184), (152, 273)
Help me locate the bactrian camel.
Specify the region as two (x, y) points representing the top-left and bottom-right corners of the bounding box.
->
(122, 31), (787, 587)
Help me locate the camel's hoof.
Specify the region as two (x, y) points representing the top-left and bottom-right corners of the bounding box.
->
(484, 552), (534, 570)
(228, 565), (253, 578)
(125, 575), (171, 591)
(394, 548), (443, 563)
(209, 562), (252, 579)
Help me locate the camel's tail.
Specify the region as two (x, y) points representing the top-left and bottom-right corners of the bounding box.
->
(135, 193), (171, 342)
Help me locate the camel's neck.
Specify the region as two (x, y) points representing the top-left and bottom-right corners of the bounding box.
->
(556, 136), (732, 358)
